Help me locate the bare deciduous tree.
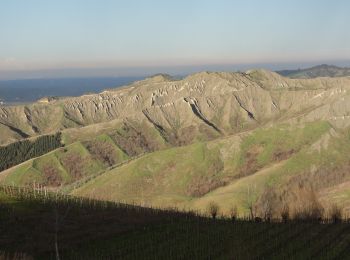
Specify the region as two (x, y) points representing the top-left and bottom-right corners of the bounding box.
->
(328, 204), (342, 224)
(244, 184), (257, 220)
(207, 202), (220, 219)
(280, 204), (290, 223)
(260, 188), (274, 221)
(87, 141), (116, 166)
(229, 205), (238, 222)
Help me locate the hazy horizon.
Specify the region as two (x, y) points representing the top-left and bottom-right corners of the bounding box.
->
(1, 0), (349, 80)
(1, 60), (350, 81)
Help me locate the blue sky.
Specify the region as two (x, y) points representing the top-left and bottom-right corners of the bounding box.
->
(0, 0), (349, 79)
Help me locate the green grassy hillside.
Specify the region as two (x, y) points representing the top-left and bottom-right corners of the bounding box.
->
(0, 134), (130, 187)
(3, 120), (350, 218)
(0, 119), (168, 188)
(72, 121), (335, 215)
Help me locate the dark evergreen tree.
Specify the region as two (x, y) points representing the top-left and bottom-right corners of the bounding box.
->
(0, 132), (63, 172)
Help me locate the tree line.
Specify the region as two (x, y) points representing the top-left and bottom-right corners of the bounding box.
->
(0, 132), (62, 172)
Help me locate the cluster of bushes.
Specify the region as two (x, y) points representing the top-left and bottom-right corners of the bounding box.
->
(207, 200), (345, 224)
(60, 153), (86, 181)
(86, 140), (117, 166)
(42, 165), (62, 187)
(0, 133), (62, 172)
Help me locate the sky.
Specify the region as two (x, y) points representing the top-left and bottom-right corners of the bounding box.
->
(0, 0), (350, 79)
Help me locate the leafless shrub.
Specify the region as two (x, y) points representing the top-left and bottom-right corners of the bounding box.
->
(293, 189), (324, 222)
(259, 188), (275, 221)
(208, 202), (220, 219)
(272, 149), (295, 161)
(187, 176), (226, 197)
(254, 217), (262, 223)
(87, 140), (117, 166)
(280, 205), (290, 223)
(244, 185), (257, 220)
(43, 165), (62, 187)
(61, 154), (85, 181)
(229, 205), (238, 222)
(328, 204), (342, 224)
(186, 157), (225, 197)
(111, 123), (159, 156)
(239, 145), (263, 177)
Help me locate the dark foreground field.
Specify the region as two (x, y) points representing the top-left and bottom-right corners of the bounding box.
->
(0, 186), (350, 260)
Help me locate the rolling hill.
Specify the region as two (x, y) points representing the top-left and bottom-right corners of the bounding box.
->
(1, 69), (350, 217)
(276, 64), (350, 79)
